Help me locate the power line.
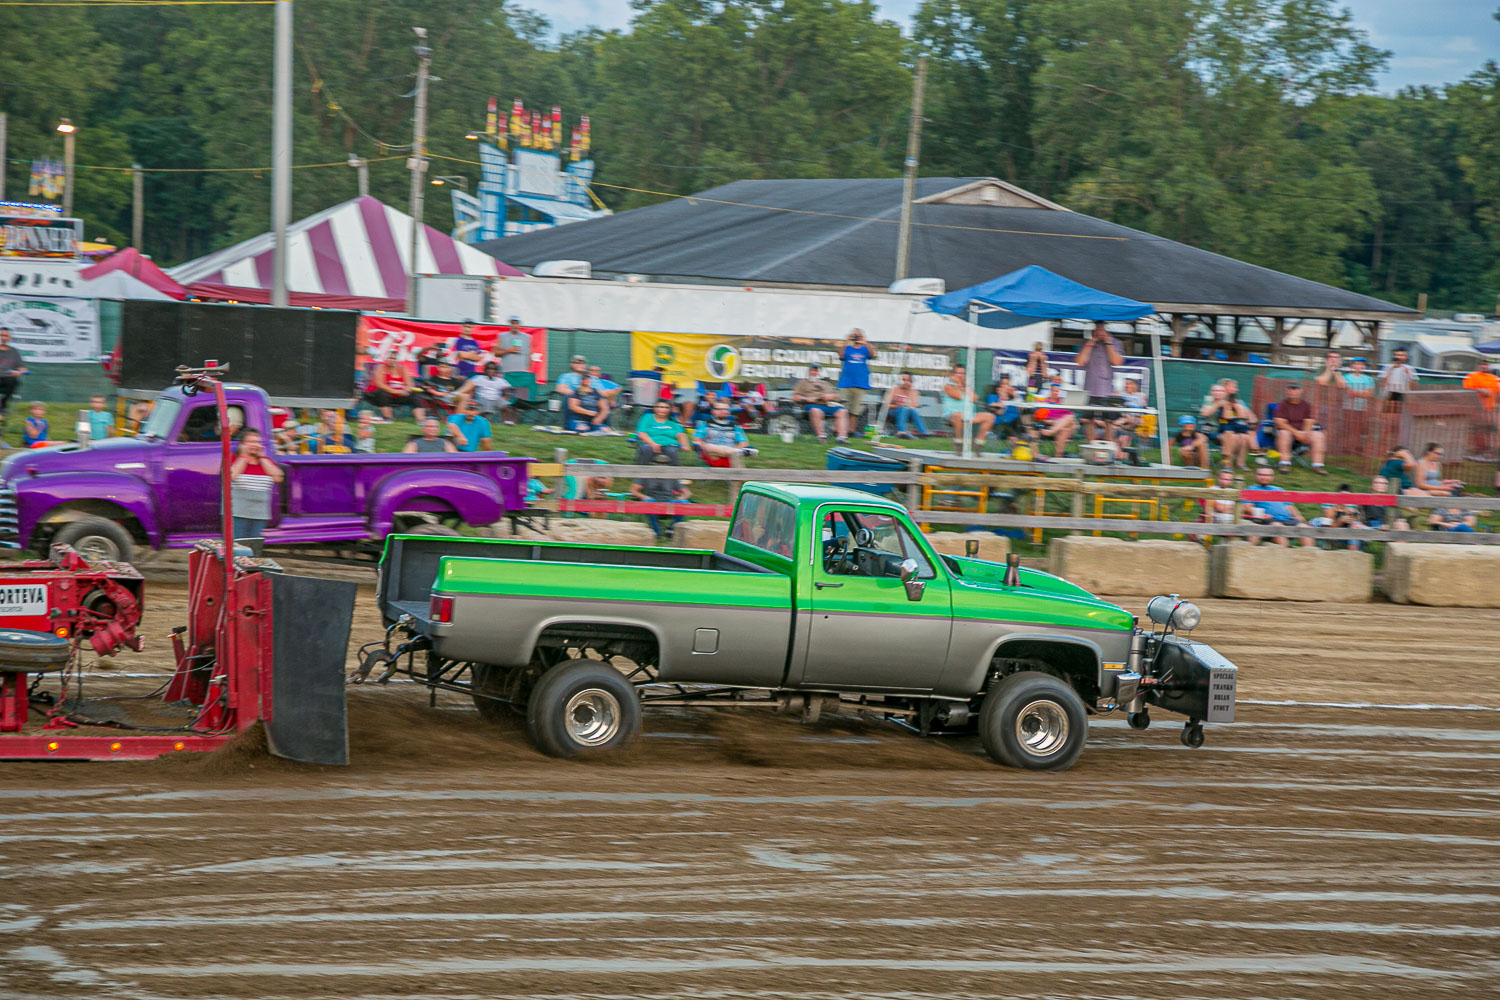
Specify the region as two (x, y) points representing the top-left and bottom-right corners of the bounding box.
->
(4, 154), (403, 173)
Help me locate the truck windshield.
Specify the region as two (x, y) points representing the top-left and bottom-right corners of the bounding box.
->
(138, 398), (181, 439)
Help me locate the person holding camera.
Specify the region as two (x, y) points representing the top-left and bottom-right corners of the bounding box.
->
(1074, 322), (1124, 442)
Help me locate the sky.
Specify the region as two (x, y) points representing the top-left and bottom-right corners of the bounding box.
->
(540, 0), (1499, 92)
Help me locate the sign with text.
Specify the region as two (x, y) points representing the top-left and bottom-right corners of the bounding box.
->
(632, 330), (960, 392)
(992, 348), (1152, 396)
(358, 316), (548, 382)
(0, 215), (80, 260)
(0, 295), (99, 363)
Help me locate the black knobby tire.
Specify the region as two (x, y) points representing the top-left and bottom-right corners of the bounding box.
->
(470, 663), (513, 725)
(52, 517), (134, 563)
(979, 670), (1089, 772)
(526, 659), (641, 758)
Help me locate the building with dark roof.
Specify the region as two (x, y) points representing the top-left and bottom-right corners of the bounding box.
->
(478, 177), (1415, 357)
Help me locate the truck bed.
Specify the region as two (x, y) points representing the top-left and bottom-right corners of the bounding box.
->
(378, 534), (772, 623)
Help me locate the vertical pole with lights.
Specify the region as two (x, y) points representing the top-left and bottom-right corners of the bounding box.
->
(56, 119), (76, 218)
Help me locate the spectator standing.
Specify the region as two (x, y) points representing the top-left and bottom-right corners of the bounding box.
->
(1024, 341), (1049, 391)
(403, 418), (458, 453)
(22, 402), (48, 447)
(941, 364), (993, 454)
(446, 400), (493, 452)
(0, 328), (28, 422)
(837, 328), (874, 429)
(1313, 350), (1346, 389)
(495, 316), (531, 376)
(461, 361), (513, 422)
(1379, 348), (1418, 407)
(452, 321), (484, 379)
(1344, 357), (1376, 410)
(693, 399), (756, 467)
(1462, 358), (1498, 407)
(1272, 382), (1327, 474)
(1241, 464), (1312, 547)
(633, 399), (689, 464)
(364, 359), (412, 422)
(414, 361), (465, 422)
(792, 363), (848, 443)
(228, 429), (283, 540)
(1074, 321), (1124, 442)
(884, 372), (928, 438)
(1173, 415), (1211, 467)
(83, 395), (114, 442)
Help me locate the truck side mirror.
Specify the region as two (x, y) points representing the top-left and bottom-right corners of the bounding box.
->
(898, 558), (925, 602)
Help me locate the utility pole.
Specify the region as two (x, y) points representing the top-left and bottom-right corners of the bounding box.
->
(0, 113), (7, 201)
(349, 155), (368, 197)
(58, 120), (76, 218)
(405, 27), (432, 313)
(894, 55), (928, 282)
(131, 163), (143, 249)
(270, 0), (293, 307)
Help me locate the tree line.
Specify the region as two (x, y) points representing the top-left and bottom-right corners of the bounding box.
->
(1, 0), (1494, 311)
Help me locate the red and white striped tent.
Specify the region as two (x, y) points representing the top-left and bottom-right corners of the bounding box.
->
(168, 195), (521, 311)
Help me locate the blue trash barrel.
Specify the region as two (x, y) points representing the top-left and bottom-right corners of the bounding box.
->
(825, 447), (906, 497)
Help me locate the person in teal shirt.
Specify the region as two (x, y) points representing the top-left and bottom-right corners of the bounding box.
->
(1344, 357), (1376, 411)
(444, 401), (493, 452)
(633, 399), (688, 463)
(85, 395), (115, 441)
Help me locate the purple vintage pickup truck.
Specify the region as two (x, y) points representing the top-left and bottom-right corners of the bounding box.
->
(0, 382), (530, 562)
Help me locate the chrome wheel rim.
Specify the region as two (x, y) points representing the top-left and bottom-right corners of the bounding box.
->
(73, 534), (121, 562)
(1014, 699), (1069, 757)
(564, 688), (621, 747)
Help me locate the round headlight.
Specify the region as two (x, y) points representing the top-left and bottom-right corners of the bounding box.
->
(1146, 595), (1202, 631)
(1173, 602), (1202, 631)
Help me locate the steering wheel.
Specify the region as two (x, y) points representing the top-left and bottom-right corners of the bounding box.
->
(822, 535), (851, 574)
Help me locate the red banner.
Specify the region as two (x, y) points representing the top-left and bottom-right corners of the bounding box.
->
(357, 316), (547, 382)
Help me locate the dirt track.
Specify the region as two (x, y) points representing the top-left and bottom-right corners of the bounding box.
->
(2, 585), (1498, 999)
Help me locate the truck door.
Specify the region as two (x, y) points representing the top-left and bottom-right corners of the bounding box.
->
(161, 400), (259, 536)
(801, 508), (951, 691)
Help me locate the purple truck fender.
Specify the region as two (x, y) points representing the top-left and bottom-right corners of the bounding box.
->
(13, 471), (163, 549)
(367, 469), (506, 535)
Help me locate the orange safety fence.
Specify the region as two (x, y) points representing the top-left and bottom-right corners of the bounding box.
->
(1251, 377), (1500, 490)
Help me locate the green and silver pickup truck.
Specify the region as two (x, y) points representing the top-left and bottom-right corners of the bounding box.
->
(362, 483), (1236, 771)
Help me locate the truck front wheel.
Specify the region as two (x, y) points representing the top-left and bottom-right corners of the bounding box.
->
(526, 660), (641, 758)
(51, 517), (135, 563)
(979, 671), (1088, 772)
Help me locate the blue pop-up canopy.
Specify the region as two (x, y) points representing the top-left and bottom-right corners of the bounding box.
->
(926, 265), (1155, 325)
(913, 266), (1163, 460)
(1477, 339), (1500, 354)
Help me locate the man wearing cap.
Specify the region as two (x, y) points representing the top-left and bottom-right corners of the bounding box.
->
(1074, 321), (1124, 442)
(1173, 414), (1211, 468)
(556, 354), (588, 395)
(792, 363), (848, 443)
(837, 328), (874, 428)
(495, 316), (531, 376)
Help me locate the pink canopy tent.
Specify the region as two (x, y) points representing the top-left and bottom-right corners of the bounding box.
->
(168, 195), (522, 311)
(80, 248), (186, 300)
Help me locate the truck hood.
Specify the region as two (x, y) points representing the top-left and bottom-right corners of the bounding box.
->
(1, 437), (154, 485)
(946, 554), (1133, 629)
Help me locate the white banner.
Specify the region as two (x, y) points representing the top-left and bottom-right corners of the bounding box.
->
(0, 295), (100, 363)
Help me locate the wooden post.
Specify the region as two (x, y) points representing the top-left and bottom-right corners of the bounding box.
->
(1269, 317), (1287, 366)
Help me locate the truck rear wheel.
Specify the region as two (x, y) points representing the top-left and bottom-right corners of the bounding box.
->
(979, 671), (1088, 772)
(52, 517), (134, 563)
(526, 660), (641, 758)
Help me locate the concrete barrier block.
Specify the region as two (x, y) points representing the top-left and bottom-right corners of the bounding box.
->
(545, 519), (659, 547)
(1048, 536), (1209, 597)
(923, 531), (1011, 563)
(671, 521), (730, 551)
(1209, 542), (1372, 602)
(1385, 543), (1500, 607)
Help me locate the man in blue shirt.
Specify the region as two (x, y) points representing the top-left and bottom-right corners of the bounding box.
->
(452, 321), (483, 379)
(838, 328), (874, 426)
(555, 354), (587, 395)
(1241, 465), (1310, 547)
(445, 399), (493, 451)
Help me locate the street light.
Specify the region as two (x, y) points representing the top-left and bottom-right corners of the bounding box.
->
(431, 175), (468, 189)
(464, 131), (479, 141)
(56, 119), (76, 217)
